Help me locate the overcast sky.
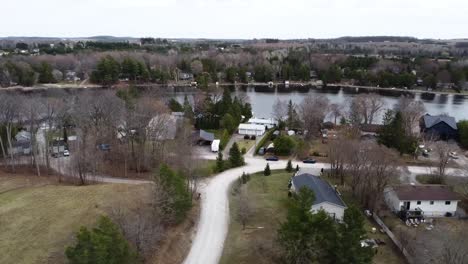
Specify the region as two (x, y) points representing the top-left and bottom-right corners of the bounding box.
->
(2, 0), (467, 39)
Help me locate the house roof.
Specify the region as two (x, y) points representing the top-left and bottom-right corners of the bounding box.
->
(391, 185), (461, 201)
(199, 130), (215, 142)
(248, 117), (277, 125)
(238, 123), (266, 131)
(292, 173), (347, 208)
(423, 114), (457, 130)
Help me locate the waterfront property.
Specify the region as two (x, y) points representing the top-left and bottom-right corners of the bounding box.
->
(238, 123), (266, 136)
(384, 185), (460, 218)
(290, 173), (347, 221)
(247, 117), (277, 129)
(420, 114), (458, 140)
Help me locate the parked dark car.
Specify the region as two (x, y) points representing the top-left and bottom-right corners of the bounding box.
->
(266, 156), (279, 161)
(303, 158), (317, 164)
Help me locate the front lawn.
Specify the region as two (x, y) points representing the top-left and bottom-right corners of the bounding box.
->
(221, 170), (406, 264)
(236, 139), (256, 153)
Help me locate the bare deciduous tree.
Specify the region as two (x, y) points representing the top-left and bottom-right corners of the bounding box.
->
(432, 141), (455, 183)
(394, 96), (426, 136)
(300, 95), (330, 139)
(272, 98), (288, 124)
(0, 94), (22, 172)
(349, 94), (384, 125)
(236, 186), (253, 230)
(329, 103), (343, 125)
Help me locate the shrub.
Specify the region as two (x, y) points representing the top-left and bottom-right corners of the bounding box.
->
(312, 151), (320, 157)
(274, 135), (296, 156)
(250, 135), (256, 140)
(244, 135), (250, 140)
(241, 147), (247, 154)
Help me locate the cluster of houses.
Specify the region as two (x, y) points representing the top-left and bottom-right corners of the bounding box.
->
(289, 172), (461, 222)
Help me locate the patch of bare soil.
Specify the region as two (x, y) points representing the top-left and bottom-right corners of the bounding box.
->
(149, 202), (200, 264)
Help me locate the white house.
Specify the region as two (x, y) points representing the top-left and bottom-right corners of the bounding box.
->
(384, 185), (461, 217)
(247, 117), (277, 129)
(291, 173), (347, 221)
(238, 123), (266, 136)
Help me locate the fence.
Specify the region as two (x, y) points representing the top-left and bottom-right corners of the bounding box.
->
(372, 214), (414, 264)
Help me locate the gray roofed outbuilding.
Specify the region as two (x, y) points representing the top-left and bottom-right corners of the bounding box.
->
(292, 173), (346, 207)
(199, 130), (215, 142)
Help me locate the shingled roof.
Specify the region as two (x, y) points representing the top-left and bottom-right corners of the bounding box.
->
(423, 114), (457, 130)
(292, 173), (346, 207)
(392, 185), (461, 201)
(199, 129), (215, 142)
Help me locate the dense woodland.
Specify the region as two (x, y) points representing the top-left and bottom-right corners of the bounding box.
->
(1, 37), (468, 91)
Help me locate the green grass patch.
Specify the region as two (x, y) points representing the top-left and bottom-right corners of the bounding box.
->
(237, 139), (256, 153)
(221, 170), (292, 264)
(0, 176), (151, 264)
(222, 170), (405, 264)
(195, 159), (217, 177)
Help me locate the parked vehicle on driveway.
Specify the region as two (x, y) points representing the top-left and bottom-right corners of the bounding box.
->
(265, 156), (279, 161)
(449, 152), (459, 159)
(303, 158), (317, 164)
(258, 147), (265, 155)
(63, 150), (70, 157)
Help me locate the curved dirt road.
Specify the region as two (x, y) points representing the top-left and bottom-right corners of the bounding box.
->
(183, 156), (325, 264)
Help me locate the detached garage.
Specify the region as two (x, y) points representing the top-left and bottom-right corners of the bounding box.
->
(238, 123), (266, 136)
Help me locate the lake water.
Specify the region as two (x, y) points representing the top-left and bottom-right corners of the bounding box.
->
(173, 85), (468, 124)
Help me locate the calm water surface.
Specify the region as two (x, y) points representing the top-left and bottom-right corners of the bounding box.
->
(173, 85), (468, 124)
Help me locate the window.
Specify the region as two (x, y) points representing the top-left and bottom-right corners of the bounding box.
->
(445, 201), (451, 205)
(417, 201), (421, 205)
(430, 201), (434, 205)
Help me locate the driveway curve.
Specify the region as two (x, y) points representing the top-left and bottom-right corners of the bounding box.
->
(183, 156), (326, 264)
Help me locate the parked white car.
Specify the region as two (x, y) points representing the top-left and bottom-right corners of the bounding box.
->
(63, 150), (70, 157)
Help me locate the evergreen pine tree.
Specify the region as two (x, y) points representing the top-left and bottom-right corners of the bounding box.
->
(286, 160), (293, 172)
(264, 163), (271, 176)
(229, 142), (244, 167)
(216, 152), (224, 172)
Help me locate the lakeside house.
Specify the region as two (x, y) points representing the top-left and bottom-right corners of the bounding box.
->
(384, 185), (460, 218)
(238, 123), (266, 136)
(290, 173), (347, 221)
(8, 131), (32, 156)
(420, 114), (458, 140)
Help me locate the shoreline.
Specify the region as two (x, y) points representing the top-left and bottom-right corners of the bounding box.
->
(1, 82), (466, 96)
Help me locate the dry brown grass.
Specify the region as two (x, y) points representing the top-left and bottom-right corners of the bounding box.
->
(0, 173), (151, 264)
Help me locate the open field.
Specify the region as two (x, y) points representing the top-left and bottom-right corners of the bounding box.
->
(0, 173), (152, 264)
(221, 170), (405, 264)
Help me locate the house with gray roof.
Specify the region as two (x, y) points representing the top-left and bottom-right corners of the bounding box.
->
(291, 173), (347, 221)
(420, 114), (458, 140)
